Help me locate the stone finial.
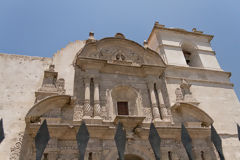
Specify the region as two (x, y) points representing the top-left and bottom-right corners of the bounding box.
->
(115, 33), (125, 39)
(48, 64), (55, 72)
(143, 40), (148, 48)
(154, 21), (165, 28)
(86, 32), (96, 43)
(89, 32), (95, 40)
(192, 28), (203, 34)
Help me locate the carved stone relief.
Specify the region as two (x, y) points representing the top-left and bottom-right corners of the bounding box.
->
(175, 79), (198, 104)
(9, 133), (24, 160)
(35, 65), (66, 102)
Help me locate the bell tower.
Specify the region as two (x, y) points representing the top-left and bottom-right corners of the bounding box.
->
(147, 22), (222, 70)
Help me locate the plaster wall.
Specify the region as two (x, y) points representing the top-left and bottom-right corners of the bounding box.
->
(53, 40), (85, 95)
(162, 46), (187, 66)
(198, 51), (221, 69)
(0, 53), (52, 159)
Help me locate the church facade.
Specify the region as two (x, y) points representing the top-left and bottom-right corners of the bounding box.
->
(0, 22), (239, 159)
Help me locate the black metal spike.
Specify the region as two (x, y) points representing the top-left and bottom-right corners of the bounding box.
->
(181, 124), (194, 160)
(211, 125), (225, 160)
(114, 122), (126, 160)
(35, 119), (50, 160)
(0, 118), (4, 143)
(76, 121), (90, 160)
(148, 123), (161, 160)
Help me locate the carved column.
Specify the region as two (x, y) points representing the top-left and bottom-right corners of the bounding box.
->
(83, 77), (92, 118)
(147, 82), (161, 121)
(156, 83), (169, 121)
(93, 78), (101, 119)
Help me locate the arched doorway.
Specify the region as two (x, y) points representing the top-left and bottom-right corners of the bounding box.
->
(117, 154), (143, 160)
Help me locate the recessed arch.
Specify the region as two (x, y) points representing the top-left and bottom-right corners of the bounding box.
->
(171, 102), (214, 127)
(180, 41), (203, 67)
(111, 85), (141, 116)
(25, 95), (71, 123)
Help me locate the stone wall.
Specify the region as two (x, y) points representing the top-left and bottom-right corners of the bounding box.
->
(0, 53), (52, 160)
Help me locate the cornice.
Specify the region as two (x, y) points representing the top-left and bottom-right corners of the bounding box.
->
(166, 76), (234, 87)
(148, 22), (214, 43)
(166, 64), (231, 78)
(158, 43), (216, 55)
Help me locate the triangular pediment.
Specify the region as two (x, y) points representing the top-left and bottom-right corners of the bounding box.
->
(76, 37), (165, 67)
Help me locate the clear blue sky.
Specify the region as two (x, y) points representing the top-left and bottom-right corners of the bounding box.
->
(0, 0), (239, 99)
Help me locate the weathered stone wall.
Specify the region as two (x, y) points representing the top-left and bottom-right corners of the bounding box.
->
(0, 53), (52, 160)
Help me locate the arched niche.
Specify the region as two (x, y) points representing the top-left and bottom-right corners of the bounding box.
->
(171, 102), (213, 127)
(180, 41), (203, 67)
(111, 85), (142, 117)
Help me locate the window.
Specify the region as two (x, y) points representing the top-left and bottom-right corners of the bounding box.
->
(88, 152), (92, 160)
(43, 153), (48, 160)
(117, 102), (129, 115)
(183, 50), (191, 65)
(168, 151), (173, 160)
(201, 151), (205, 160)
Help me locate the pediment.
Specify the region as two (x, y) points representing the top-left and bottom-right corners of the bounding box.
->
(76, 37), (165, 67)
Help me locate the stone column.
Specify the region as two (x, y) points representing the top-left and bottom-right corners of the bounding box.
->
(83, 77), (92, 118)
(156, 83), (169, 121)
(147, 82), (161, 121)
(93, 78), (102, 119)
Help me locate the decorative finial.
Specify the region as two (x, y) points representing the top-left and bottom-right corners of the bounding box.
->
(143, 40), (148, 48)
(88, 32), (95, 40)
(86, 32), (96, 43)
(192, 28), (203, 34)
(48, 64), (55, 72)
(115, 33), (125, 39)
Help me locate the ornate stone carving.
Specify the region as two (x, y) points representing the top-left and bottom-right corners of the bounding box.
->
(99, 47), (144, 65)
(73, 104), (83, 121)
(56, 78), (65, 95)
(83, 100), (92, 117)
(94, 103), (101, 118)
(35, 65), (66, 102)
(143, 108), (152, 122)
(175, 79), (198, 104)
(175, 88), (183, 102)
(9, 133), (24, 160)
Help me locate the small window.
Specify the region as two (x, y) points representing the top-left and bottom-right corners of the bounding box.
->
(201, 151), (205, 160)
(117, 102), (129, 115)
(88, 152), (92, 160)
(43, 153), (48, 160)
(183, 50), (191, 65)
(168, 151), (172, 160)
